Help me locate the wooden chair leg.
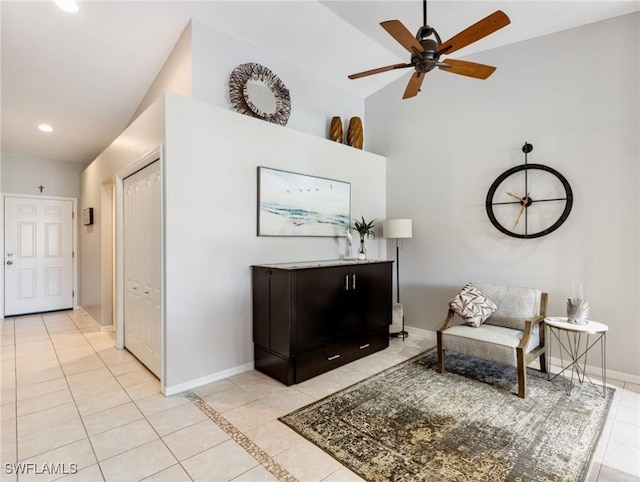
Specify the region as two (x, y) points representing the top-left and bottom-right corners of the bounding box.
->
(539, 320), (547, 374)
(437, 332), (445, 373)
(539, 352), (547, 374)
(517, 349), (526, 398)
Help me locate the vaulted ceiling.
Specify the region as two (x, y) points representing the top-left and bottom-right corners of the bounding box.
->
(2, 1), (638, 165)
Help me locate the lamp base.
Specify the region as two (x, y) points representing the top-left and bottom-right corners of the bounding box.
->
(390, 310), (407, 340)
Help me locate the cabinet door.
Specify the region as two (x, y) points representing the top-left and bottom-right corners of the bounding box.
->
(349, 263), (392, 331)
(294, 267), (350, 352)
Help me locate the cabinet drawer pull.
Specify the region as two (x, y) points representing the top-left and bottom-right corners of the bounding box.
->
(327, 354), (341, 361)
(345, 275), (349, 291)
(359, 343), (370, 350)
(352, 274), (356, 289)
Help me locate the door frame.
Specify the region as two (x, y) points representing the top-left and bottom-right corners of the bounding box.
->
(114, 147), (166, 386)
(1, 193), (78, 318)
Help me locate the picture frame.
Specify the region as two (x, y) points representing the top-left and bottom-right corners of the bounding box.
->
(82, 207), (93, 226)
(257, 167), (351, 237)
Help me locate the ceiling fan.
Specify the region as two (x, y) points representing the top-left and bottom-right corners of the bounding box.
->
(348, 0), (510, 99)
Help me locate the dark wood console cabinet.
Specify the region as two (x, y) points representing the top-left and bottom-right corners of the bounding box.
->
(251, 260), (392, 385)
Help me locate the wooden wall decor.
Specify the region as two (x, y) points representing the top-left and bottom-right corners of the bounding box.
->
(347, 117), (364, 149)
(330, 116), (343, 143)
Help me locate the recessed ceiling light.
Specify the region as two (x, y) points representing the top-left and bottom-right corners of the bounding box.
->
(38, 123), (54, 133)
(55, 0), (79, 13)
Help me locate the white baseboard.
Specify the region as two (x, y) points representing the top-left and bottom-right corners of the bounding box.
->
(409, 328), (640, 386)
(73, 306), (255, 397)
(75, 307), (113, 333)
(162, 361), (255, 396)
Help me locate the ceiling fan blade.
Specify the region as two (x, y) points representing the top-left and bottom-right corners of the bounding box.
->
(438, 10), (510, 56)
(381, 20), (425, 54)
(438, 58), (497, 79)
(403, 72), (425, 99)
(348, 63), (413, 80)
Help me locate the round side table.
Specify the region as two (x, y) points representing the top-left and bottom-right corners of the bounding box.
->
(544, 317), (608, 397)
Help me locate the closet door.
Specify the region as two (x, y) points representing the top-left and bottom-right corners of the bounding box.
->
(123, 160), (161, 377)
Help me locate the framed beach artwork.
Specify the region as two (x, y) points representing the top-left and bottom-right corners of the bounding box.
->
(257, 167), (351, 237)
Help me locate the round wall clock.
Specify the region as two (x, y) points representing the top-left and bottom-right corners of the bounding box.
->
(485, 143), (573, 239)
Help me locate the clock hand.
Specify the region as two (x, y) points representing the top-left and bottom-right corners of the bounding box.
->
(514, 204), (526, 227)
(514, 192), (530, 228)
(506, 191), (524, 202)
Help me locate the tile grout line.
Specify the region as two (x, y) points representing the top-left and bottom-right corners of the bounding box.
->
(6, 317), (18, 469)
(25, 312), (199, 480)
(184, 390), (298, 482)
(51, 311), (184, 481)
(40, 312), (109, 482)
(41, 312), (169, 480)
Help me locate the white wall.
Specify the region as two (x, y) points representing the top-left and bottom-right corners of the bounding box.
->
(131, 18), (366, 148)
(190, 19), (364, 144)
(79, 97), (166, 325)
(79, 15), (379, 390)
(1, 152), (86, 197)
(163, 94), (386, 392)
(129, 21), (192, 125)
(366, 13), (639, 377)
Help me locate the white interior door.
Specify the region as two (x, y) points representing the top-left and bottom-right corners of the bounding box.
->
(124, 160), (161, 377)
(4, 197), (74, 316)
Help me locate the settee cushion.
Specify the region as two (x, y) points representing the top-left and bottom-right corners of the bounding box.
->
(441, 323), (541, 367)
(449, 283), (497, 327)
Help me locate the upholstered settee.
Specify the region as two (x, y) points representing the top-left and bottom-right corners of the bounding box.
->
(437, 283), (548, 398)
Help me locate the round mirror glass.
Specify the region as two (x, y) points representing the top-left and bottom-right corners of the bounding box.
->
(244, 80), (277, 116)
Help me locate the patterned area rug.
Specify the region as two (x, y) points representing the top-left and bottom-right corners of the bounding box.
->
(280, 349), (614, 482)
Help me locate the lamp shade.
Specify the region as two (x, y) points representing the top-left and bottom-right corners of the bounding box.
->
(383, 218), (412, 239)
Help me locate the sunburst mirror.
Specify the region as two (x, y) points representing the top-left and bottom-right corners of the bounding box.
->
(229, 63), (291, 126)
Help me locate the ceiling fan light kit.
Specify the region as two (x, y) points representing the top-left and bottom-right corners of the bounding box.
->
(348, 0), (510, 99)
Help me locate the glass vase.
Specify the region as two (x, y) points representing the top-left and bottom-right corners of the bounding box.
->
(357, 239), (367, 260)
(567, 283), (588, 324)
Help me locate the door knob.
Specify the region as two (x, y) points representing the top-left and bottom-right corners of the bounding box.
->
(6, 260), (13, 265)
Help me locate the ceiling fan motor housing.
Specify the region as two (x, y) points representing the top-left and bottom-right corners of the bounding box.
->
(412, 38), (440, 73)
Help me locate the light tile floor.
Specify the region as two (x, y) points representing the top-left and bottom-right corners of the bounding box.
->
(1, 310), (638, 481)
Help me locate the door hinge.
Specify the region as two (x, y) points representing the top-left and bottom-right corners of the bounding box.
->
(72, 290), (75, 298)
(72, 211), (75, 219)
(72, 251), (75, 259)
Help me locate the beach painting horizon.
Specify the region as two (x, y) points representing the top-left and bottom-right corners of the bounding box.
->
(258, 167), (351, 236)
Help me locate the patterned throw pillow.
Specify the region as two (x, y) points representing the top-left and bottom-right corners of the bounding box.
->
(449, 283), (498, 327)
